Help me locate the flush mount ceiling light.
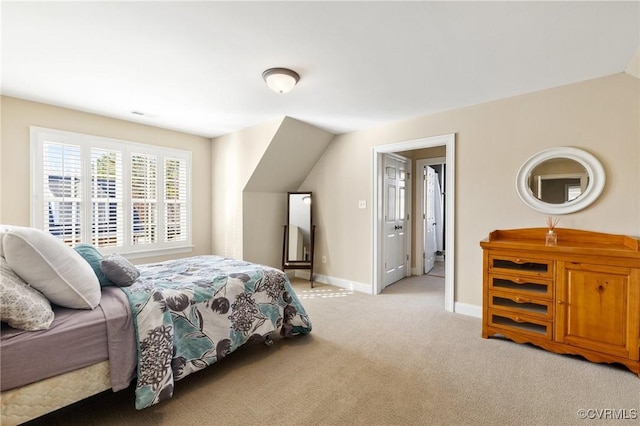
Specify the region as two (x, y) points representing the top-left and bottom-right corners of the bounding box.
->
(131, 110), (158, 118)
(262, 67), (300, 94)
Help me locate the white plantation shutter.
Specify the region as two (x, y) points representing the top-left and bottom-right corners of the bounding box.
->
(31, 127), (192, 257)
(42, 142), (82, 245)
(90, 149), (123, 247)
(164, 157), (187, 242)
(131, 153), (158, 245)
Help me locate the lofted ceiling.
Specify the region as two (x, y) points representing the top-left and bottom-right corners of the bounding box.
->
(1, 1), (638, 138)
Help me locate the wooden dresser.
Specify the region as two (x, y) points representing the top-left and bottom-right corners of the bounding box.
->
(481, 228), (640, 375)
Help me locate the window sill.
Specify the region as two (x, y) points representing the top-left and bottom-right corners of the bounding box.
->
(106, 245), (194, 260)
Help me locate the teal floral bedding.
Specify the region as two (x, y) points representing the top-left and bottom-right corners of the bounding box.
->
(120, 255), (312, 409)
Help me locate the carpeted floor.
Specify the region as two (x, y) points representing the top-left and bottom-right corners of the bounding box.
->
(24, 275), (639, 425)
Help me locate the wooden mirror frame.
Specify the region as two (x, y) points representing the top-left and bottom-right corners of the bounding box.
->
(515, 147), (605, 215)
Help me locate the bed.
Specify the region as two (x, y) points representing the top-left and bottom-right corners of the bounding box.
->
(1, 250), (312, 425)
(0, 286), (136, 425)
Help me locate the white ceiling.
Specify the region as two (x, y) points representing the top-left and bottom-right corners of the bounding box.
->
(1, 1), (638, 138)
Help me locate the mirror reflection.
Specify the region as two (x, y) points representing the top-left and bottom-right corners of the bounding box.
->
(527, 158), (589, 204)
(515, 146), (605, 215)
(287, 193), (312, 262)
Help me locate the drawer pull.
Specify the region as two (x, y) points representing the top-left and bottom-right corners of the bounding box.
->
(514, 297), (525, 303)
(514, 278), (523, 283)
(557, 300), (564, 305)
(513, 316), (523, 323)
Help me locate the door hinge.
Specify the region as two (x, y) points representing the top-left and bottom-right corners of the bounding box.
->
(407, 254), (410, 261)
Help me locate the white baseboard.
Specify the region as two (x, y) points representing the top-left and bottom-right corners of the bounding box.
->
(454, 302), (482, 318)
(312, 273), (373, 294)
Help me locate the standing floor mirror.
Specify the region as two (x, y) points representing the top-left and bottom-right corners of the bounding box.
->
(282, 192), (315, 287)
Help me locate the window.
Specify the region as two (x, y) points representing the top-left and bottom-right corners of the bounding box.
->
(31, 127), (192, 257)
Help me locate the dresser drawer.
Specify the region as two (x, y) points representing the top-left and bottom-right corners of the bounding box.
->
(488, 273), (553, 299)
(488, 290), (553, 320)
(488, 309), (552, 340)
(489, 254), (553, 278)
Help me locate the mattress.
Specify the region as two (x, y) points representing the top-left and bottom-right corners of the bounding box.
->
(0, 360), (111, 426)
(1, 286), (136, 392)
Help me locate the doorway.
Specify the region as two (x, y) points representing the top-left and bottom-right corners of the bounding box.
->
(373, 134), (455, 312)
(417, 157), (446, 277)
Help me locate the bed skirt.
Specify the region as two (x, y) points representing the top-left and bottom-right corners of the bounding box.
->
(0, 360), (111, 425)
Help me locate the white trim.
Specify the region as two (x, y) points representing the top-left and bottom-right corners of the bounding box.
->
(454, 302), (482, 318)
(120, 245), (194, 260)
(30, 126), (192, 257)
(313, 273), (373, 294)
(373, 133), (456, 312)
(515, 146), (605, 215)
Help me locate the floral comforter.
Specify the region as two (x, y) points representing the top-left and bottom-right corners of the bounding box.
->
(120, 255), (312, 409)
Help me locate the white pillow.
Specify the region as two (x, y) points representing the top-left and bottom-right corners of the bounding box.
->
(0, 224), (17, 258)
(3, 227), (100, 309)
(0, 257), (55, 330)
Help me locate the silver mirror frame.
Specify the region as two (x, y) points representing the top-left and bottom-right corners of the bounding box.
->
(515, 147), (605, 215)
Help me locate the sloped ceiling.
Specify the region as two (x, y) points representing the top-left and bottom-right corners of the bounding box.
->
(244, 117), (334, 192)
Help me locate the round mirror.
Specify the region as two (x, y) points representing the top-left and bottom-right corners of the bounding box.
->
(515, 147), (605, 214)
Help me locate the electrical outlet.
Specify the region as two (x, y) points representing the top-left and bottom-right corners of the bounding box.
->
(322, 256), (327, 264)
(358, 200), (366, 209)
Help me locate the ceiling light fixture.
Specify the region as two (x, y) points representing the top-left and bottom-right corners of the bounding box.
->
(131, 111), (158, 118)
(262, 67), (300, 94)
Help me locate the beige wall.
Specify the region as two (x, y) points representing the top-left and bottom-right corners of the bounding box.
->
(0, 96), (212, 264)
(301, 73), (640, 308)
(3, 72), (638, 309)
(210, 118), (282, 259)
(243, 191), (287, 268)
(211, 117), (332, 268)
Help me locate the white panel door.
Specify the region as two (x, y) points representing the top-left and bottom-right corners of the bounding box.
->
(383, 155), (408, 288)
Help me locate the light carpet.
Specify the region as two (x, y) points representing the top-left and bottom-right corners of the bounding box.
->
(24, 275), (639, 425)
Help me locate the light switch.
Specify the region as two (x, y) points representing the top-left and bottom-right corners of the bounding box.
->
(358, 200), (366, 209)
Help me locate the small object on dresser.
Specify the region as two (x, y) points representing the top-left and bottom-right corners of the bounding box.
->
(545, 216), (560, 246)
(545, 230), (557, 246)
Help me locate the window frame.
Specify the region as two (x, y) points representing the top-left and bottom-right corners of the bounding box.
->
(31, 126), (193, 258)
